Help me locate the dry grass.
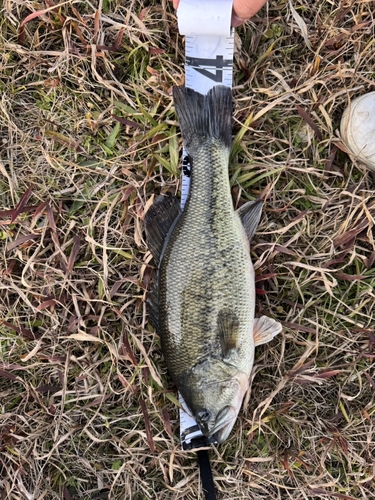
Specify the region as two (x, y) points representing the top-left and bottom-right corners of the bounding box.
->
(0, 0), (374, 499)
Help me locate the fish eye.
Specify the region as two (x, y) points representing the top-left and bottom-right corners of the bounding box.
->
(197, 410), (211, 423)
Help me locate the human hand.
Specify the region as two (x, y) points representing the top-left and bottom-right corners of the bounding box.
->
(171, 0), (267, 27)
(231, 0), (268, 26)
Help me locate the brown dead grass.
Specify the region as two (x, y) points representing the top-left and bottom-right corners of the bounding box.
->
(0, 0), (374, 499)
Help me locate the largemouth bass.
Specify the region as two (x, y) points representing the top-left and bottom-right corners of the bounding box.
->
(145, 86), (282, 443)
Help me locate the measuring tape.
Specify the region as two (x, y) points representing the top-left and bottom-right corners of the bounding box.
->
(176, 0), (235, 450)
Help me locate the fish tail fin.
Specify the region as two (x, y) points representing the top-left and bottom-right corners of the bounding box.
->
(172, 85), (232, 152)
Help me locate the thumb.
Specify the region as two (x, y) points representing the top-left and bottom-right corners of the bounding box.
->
(232, 0), (267, 26)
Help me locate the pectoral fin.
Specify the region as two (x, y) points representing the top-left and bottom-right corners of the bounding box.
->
(218, 309), (240, 357)
(237, 199), (263, 242)
(253, 316), (282, 346)
(144, 194), (181, 266)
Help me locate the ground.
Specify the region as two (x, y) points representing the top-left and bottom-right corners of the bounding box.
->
(0, 1), (374, 499)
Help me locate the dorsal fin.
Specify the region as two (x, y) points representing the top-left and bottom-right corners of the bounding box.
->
(144, 194), (181, 266)
(146, 283), (159, 332)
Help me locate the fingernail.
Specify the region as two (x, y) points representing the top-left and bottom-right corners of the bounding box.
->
(231, 14), (246, 27)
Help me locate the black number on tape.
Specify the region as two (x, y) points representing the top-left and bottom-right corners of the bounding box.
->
(186, 55), (232, 83)
(182, 155), (191, 177)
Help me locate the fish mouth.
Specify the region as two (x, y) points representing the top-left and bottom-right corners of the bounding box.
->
(208, 406), (237, 444)
(207, 372), (249, 444)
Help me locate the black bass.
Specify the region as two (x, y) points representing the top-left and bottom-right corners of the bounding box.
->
(145, 86), (282, 443)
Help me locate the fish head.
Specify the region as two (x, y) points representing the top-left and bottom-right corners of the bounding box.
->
(180, 360), (249, 444)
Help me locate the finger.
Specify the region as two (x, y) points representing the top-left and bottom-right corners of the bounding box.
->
(232, 0), (267, 26)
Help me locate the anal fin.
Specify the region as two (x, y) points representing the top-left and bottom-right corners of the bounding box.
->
(237, 199), (263, 242)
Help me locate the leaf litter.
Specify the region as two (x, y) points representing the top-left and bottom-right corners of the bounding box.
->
(0, 0), (375, 499)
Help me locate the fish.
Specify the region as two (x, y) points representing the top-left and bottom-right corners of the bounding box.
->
(144, 85), (282, 444)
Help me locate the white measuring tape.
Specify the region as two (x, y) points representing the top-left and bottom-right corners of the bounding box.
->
(176, 0), (235, 450)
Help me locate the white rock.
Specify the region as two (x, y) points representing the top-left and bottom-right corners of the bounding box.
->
(341, 91), (375, 171)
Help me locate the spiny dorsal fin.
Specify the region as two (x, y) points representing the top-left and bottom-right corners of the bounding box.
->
(218, 308), (240, 358)
(144, 194), (181, 266)
(253, 316), (282, 346)
(146, 283), (159, 332)
(236, 199), (263, 242)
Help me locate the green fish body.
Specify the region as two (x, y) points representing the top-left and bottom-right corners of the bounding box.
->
(145, 86), (281, 443)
